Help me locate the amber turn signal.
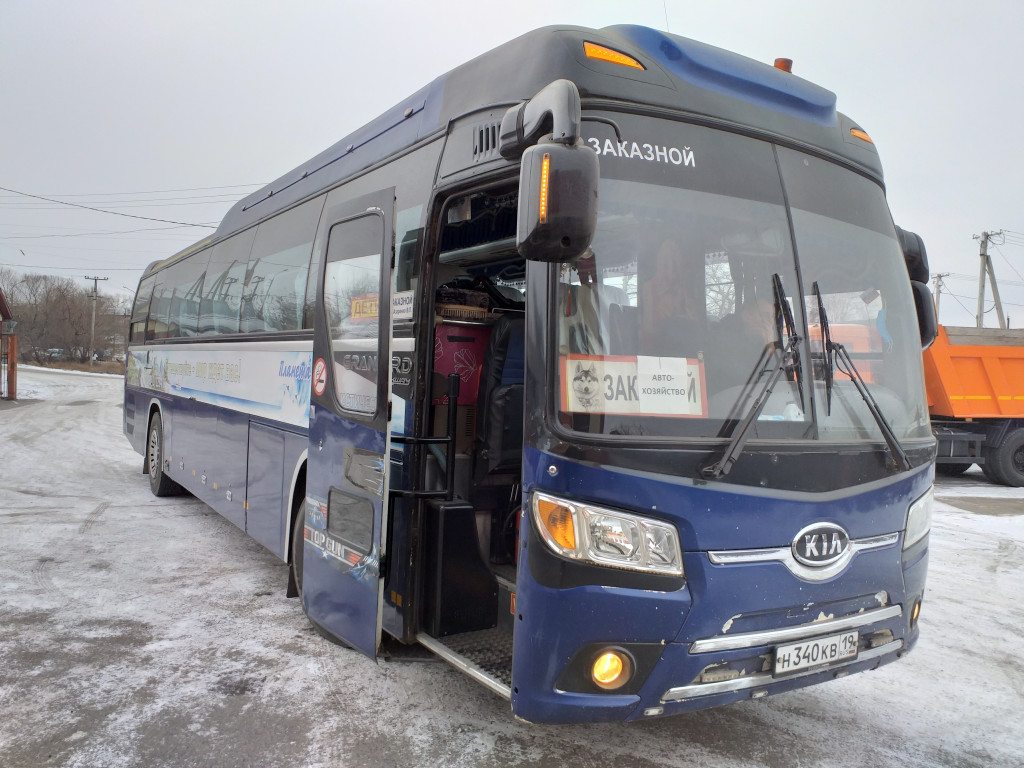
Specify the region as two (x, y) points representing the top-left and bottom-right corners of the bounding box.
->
(536, 495), (576, 551)
(583, 42), (645, 70)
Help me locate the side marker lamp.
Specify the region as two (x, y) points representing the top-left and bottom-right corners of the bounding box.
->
(591, 649), (633, 690)
(850, 128), (874, 144)
(538, 152), (550, 225)
(583, 42), (645, 70)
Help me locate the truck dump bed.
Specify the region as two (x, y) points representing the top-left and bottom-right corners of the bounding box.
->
(923, 325), (1024, 419)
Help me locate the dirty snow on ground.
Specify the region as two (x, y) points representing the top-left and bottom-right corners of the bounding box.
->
(0, 367), (1021, 768)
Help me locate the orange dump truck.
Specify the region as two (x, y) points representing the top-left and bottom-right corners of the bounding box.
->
(923, 324), (1024, 485)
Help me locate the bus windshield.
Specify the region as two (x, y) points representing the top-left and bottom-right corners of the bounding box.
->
(556, 121), (930, 444)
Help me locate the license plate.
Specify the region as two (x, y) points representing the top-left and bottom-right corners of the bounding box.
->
(774, 630), (859, 675)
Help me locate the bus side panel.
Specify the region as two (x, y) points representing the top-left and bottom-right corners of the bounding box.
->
(123, 386), (147, 456)
(210, 408), (249, 530)
(245, 422), (305, 559)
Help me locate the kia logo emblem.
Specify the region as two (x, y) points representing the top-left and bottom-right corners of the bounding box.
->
(791, 523), (850, 567)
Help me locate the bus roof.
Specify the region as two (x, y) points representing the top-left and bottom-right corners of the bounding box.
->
(155, 25), (883, 273)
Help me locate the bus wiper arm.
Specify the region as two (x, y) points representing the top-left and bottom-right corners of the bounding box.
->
(815, 289), (911, 473)
(813, 282), (834, 415)
(701, 275), (800, 480)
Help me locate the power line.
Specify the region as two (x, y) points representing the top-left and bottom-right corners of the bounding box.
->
(0, 185), (216, 228)
(991, 244), (1024, 283)
(0, 261), (144, 272)
(0, 183), (264, 198)
(0, 226), (205, 240)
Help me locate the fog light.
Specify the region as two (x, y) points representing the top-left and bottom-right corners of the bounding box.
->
(911, 599), (922, 628)
(591, 649), (633, 691)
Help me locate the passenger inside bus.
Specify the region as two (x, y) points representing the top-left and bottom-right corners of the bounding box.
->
(637, 239), (707, 358)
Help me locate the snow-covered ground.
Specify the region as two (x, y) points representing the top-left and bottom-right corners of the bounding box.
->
(1, 367), (1021, 768)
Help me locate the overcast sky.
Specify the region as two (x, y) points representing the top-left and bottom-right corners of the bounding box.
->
(2, 0), (1022, 326)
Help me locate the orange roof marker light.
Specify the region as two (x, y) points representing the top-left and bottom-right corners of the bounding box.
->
(584, 41), (645, 70)
(774, 58), (794, 73)
(850, 128), (874, 144)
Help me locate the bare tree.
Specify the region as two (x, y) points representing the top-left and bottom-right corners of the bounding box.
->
(2, 273), (114, 362)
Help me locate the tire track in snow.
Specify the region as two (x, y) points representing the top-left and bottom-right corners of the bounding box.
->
(78, 502), (110, 534)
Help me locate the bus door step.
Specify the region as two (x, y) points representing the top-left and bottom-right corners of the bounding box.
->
(417, 627), (514, 699)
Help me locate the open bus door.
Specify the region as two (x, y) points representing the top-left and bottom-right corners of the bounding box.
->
(302, 189), (395, 658)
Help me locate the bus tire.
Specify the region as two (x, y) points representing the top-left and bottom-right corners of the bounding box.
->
(990, 429), (1024, 487)
(146, 412), (181, 497)
(935, 462), (973, 477)
(290, 502), (305, 601)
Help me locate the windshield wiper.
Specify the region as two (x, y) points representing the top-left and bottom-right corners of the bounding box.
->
(813, 281), (911, 472)
(701, 274), (801, 480)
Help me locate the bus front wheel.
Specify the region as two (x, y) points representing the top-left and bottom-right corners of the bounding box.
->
(290, 503), (305, 600)
(146, 413), (181, 497)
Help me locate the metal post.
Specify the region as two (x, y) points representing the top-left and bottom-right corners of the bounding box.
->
(932, 272), (948, 322)
(974, 231), (1006, 329)
(976, 233), (989, 328)
(84, 275), (108, 365)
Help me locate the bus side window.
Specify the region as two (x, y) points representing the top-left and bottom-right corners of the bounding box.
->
(241, 198), (323, 333)
(198, 229), (256, 336)
(130, 276), (156, 344)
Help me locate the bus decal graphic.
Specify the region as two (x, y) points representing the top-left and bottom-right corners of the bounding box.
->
(586, 137), (695, 167)
(128, 348), (312, 427)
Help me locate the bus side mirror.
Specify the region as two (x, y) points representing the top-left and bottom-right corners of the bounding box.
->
(895, 226), (929, 284)
(911, 280), (938, 350)
(516, 142), (599, 263)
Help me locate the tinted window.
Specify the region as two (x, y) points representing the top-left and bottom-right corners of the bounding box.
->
(146, 274), (173, 341)
(324, 214), (384, 414)
(198, 229), (256, 335)
(166, 254), (208, 337)
(241, 198), (323, 333)
(130, 276), (155, 344)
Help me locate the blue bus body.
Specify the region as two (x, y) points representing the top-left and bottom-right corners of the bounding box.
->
(125, 25), (936, 723)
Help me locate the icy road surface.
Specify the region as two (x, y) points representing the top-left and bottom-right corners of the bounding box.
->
(1, 367), (1021, 768)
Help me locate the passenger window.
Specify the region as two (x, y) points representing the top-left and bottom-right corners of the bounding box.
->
(146, 275), (173, 340)
(242, 198), (323, 333)
(167, 255), (208, 337)
(130, 276), (155, 343)
(323, 214), (384, 414)
(198, 229), (256, 335)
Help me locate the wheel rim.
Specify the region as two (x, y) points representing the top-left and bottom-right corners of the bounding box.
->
(1014, 445), (1024, 473)
(148, 424), (160, 477)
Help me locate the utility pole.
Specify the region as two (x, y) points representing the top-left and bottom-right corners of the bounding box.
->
(974, 231), (1006, 329)
(932, 272), (949, 322)
(84, 276), (108, 366)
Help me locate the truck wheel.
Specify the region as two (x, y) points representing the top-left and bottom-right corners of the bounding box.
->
(935, 462), (973, 477)
(147, 413), (182, 497)
(990, 429), (1024, 487)
(980, 452), (1007, 485)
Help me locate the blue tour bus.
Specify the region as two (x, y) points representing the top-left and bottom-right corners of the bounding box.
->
(124, 25), (938, 723)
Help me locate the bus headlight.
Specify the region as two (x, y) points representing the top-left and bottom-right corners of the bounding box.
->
(903, 487), (933, 550)
(532, 492), (684, 576)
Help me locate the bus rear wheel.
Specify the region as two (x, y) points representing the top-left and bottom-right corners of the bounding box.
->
(146, 413), (181, 497)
